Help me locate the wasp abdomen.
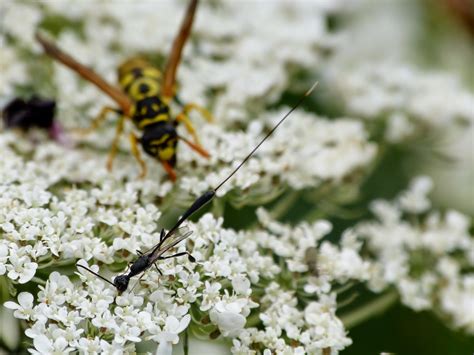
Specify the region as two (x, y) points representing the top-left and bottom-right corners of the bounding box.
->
(141, 122), (178, 165)
(133, 96), (170, 129)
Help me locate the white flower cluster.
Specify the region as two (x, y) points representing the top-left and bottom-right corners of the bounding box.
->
(355, 176), (474, 332)
(3, 207), (372, 354)
(1, 0), (473, 353)
(330, 62), (474, 142)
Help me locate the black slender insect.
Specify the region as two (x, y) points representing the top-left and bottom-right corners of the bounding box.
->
(77, 81), (318, 292)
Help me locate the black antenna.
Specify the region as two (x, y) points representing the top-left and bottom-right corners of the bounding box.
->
(214, 81), (319, 192)
(160, 81), (318, 242)
(77, 263), (116, 287)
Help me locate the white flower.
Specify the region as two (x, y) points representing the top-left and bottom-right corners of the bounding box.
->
(385, 113), (414, 142)
(0, 243), (8, 275)
(200, 281), (222, 312)
(210, 300), (247, 337)
(398, 176), (433, 213)
(154, 315), (191, 355)
(30, 334), (74, 355)
(231, 275), (251, 296)
(4, 292), (35, 321)
(212, 294), (257, 338)
(6, 255), (37, 283)
(439, 276), (474, 332)
(398, 274), (436, 311)
(112, 322), (141, 345)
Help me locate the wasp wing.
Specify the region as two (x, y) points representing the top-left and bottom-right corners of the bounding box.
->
(149, 225), (193, 260)
(162, 0), (198, 99)
(36, 32), (132, 114)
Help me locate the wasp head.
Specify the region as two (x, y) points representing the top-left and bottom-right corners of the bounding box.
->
(113, 274), (130, 292)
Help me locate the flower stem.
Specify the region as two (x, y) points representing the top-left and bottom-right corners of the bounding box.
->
(339, 290), (398, 329)
(184, 329), (189, 355)
(270, 191), (300, 220)
(31, 277), (47, 286)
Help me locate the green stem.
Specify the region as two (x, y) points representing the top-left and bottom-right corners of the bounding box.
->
(246, 311), (261, 328)
(31, 277), (47, 286)
(184, 328), (189, 355)
(248, 191), (299, 229)
(269, 191), (300, 220)
(339, 290), (398, 329)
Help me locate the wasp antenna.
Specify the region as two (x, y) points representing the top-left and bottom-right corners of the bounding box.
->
(76, 263), (116, 288)
(163, 81), (318, 237)
(213, 80), (318, 192)
(305, 81), (319, 96)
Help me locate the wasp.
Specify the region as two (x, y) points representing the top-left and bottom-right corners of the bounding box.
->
(36, 0), (212, 181)
(77, 81), (318, 292)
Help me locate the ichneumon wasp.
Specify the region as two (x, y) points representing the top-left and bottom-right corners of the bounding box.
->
(77, 81), (318, 292)
(36, 0), (212, 181)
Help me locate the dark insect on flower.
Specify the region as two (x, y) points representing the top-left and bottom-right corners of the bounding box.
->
(2, 96), (61, 137)
(2, 96), (67, 144)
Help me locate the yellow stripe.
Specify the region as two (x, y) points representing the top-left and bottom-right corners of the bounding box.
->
(138, 114), (169, 129)
(150, 134), (170, 146)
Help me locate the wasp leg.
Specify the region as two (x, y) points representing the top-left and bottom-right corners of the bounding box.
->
(106, 116), (125, 172)
(153, 264), (163, 276)
(175, 103), (213, 153)
(159, 251), (196, 262)
(129, 273), (146, 293)
(161, 160), (177, 182)
(177, 134), (210, 158)
(74, 106), (119, 135)
(129, 133), (147, 179)
(181, 103), (214, 123)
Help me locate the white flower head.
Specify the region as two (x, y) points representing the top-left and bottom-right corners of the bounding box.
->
(154, 315), (191, 355)
(4, 292), (35, 321)
(209, 299), (251, 337)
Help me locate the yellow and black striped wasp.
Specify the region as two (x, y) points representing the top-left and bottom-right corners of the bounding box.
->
(36, 0), (212, 181)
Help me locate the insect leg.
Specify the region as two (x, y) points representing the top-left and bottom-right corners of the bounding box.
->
(182, 103), (214, 123)
(129, 133), (147, 178)
(129, 273), (145, 293)
(74, 106), (119, 135)
(175, 111), (201, 145)
(159, 251), (195, 262)
(106, 116), (125, 171)
(153, 264), (163, 276)
(161, 160), (177, 182)
(177, 134), (210, 158)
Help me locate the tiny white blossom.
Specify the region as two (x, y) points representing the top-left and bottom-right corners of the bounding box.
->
(154, 315), (191, 355)
(30, 334), (74, 355)
(210, 300), (247, 337)
(4, 292), (35, 321)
